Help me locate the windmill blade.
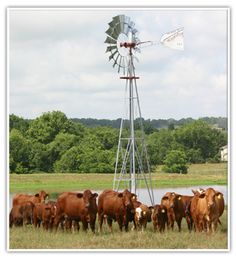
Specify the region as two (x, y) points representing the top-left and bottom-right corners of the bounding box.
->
(160, 27), (184, 50)
(109, 50), (118, 61)
(113, 54), (120, 68)
(106, 27), (120, 40)
(106, 45), (117, 53)
(104, 36), (117, 44)
(124, 16), (130, 26)
(112, 15), (124, 25)
(108, 19), (118, 28)
(118, 56), (123, 73)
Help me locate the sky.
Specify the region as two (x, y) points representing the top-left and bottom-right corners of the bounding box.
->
(9, 8), (228, 120)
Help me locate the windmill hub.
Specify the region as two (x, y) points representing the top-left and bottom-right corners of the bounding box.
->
(120, 42), (136, 49)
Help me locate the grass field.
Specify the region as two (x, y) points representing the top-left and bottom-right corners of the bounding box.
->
(9, 163), (227, 194)
(8, 163), (229, 250)
(9, 207), (228, 250)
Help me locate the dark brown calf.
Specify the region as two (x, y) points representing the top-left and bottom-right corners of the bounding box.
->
(152, 204), (168, 232)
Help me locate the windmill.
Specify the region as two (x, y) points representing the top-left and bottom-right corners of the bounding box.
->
(105, 14), (184, 205)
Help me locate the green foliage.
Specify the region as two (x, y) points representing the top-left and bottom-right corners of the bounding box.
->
(9, 114), (30, 135)
(162, 150), (188, 174)
(27, 111), (74, 144)
(9, 111), (228, 174)
(10, 129), (31, 173)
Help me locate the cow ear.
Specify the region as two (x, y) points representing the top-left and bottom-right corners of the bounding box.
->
(45, 194), (49, 199)
(216, 192), (222, 199)
(162, 196), (168, 201)
(131, 194), (137, 200)
(35, 193), (39, 197)
(118, 193), (123, 198)
(171, 192), (175, 196)
(148, 206), (154, 212)
(192, 190), (196, 195)
(92, 193), (98, 198)
(77, 193), (83, 198)
(177, 195), (182, 201)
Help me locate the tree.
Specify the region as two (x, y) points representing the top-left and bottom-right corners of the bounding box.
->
(162, 150), (188, 174)
(174, 120), (227, 161)
(147, 129), (179, 165)
(9, 114), (30, 135)
(9, 129), (30, 173)
(47, 132), (81, 169)
(28, 142), (51, 172)
(28, 111), (74, 144)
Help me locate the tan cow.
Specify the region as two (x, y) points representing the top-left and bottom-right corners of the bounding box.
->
(190, 188), (221, 233)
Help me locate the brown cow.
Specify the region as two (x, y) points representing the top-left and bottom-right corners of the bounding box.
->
(9, 201), (34, 227)
(33, 202), (57, 230)
(215, 190), (225, 223)
(190, 188), (220, 233)
(54, 190), (98, 233)
(98, 189), (136, 232)
(13, 190), (48, 206)
(152, 204), (168, 232)
(161, 192), (193, 231)
(134, 204), (152, 231)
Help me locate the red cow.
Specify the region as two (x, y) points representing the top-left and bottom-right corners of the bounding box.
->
(98, 189), (136, 232)
(54, 190), (98, 233)
(161, 192), (193, 231)
(13, 190), (48, 206)
(33, 201), (57, 230)
(9, 201), (34, 227)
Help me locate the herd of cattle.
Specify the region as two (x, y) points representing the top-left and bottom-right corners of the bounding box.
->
(9, 187), (225, 234)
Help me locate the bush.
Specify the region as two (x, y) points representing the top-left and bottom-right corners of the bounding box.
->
(162, 150), (188, 174)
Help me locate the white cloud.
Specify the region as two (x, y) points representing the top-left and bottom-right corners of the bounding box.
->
(9, 8), (228, 119)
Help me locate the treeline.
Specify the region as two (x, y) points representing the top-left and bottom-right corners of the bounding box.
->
(72, 117), (227, 131)
(9, 111), (227, 174)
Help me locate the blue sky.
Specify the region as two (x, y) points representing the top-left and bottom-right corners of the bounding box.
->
(9, 8), (228, 120)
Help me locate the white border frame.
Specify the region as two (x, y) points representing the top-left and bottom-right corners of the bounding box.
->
(6, 6), (231, 253)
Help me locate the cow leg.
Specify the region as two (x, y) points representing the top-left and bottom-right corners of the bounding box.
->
(74, 221), (80, 232)
(65, 219), (72, 232)
(82, 220), (88, 232)
(177, 218), (182, 232)
(124, 218), (129, 232)
(89, 219), (96, 233)
(98, 213), (104, 232)
(107, 217), (113, 232)
(115, 214), (123, 232)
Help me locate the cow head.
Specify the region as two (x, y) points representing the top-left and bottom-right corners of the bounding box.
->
(77, 190), (98, 208)
(122, 189), (136, 209)
(35, 190), (49, 203)
(192, 188), (217, 210)
(205, 188), (217, 209)
(135, 207), (147, 223)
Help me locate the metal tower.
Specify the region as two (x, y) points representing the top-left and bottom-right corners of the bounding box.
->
(104, 15), (184, 205)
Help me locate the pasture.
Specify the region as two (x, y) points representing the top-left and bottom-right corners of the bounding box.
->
(9, 207), (228, 249)
(9, 163), (227, 194)
(8, 163), (228, 250)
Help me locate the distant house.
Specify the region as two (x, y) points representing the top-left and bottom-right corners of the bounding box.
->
(220, 145), (228, 162)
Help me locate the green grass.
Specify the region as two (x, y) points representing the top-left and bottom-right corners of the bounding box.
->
(9, 207), (228, 249)
(9, 163), (227, 194)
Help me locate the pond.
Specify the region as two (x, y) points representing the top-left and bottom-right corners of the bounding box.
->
(9, 185), (227, 208)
